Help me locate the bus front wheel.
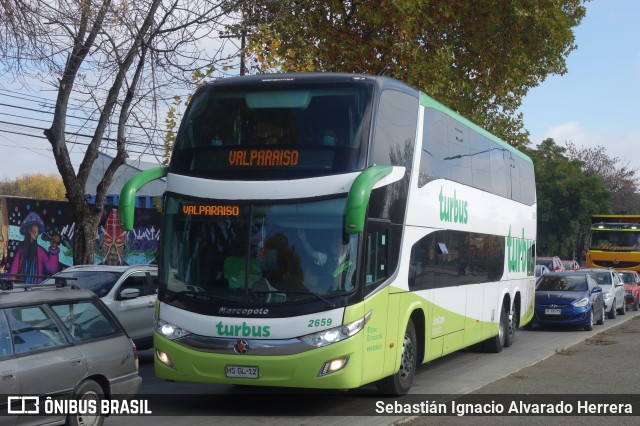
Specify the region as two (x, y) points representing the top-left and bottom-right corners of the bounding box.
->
(376, 320), (417, 396)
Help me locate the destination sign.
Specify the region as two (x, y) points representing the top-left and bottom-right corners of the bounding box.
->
(182, 205), (240, 216)
(228, 149), (299, 167)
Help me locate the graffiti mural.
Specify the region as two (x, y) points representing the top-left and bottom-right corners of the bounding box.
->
(95, 206), (161, 266)
(0, 196), (161, 283)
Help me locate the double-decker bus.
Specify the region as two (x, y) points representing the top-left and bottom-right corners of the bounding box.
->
(587, 215), (640, 271)
(120, 73), (536, 395)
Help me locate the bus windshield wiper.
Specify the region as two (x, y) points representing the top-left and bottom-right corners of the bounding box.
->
(168, 290), (213, 302)
(274, 291), (337, 309)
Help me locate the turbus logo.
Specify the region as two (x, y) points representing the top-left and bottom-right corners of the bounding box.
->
(439, 187), (468, 224)
(216, 321), (271, 337)
(507, 226), (535, 273)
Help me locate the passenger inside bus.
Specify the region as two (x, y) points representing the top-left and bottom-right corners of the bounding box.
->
(321, 128), (338, 146)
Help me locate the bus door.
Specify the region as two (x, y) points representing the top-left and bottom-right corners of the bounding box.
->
(359, 221), (395, 384)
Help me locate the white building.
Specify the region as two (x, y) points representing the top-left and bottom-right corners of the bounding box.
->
(85, 152), (166, 208)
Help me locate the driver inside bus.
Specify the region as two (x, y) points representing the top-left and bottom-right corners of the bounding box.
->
(297, 229), (353, 291)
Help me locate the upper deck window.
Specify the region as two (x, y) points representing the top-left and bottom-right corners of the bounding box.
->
(170, 81), (373, 179)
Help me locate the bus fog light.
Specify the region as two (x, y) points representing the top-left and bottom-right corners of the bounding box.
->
(156, 349), (174, 368)
(319, 356), (350, 376)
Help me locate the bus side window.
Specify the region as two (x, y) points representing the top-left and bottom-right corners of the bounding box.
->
(364, 221), (389, 295)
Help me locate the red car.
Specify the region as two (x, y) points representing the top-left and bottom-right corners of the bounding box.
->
(561, 259), (580, 272)
(618, 270), (640, 311)
(536, 256), (566, 273)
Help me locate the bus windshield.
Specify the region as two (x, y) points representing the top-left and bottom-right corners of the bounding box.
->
(160, 195), (358, 309)
(169, 81), (372, 179)
(590, 230), (640, 252)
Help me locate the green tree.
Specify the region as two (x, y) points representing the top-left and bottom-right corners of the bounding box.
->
(0, 174), (66, 200)
(241, 0), (587, 148)
(527, 138), (610, 259)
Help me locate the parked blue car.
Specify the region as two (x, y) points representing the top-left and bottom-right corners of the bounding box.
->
(529, 272), (605, 331)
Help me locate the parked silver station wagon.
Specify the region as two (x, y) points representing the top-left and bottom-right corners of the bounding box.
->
(0, 280), (141, 426)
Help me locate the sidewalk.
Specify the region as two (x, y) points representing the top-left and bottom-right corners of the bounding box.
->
(399, 315), (640, 425)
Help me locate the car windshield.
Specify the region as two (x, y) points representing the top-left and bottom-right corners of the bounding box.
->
(536, 259), (552, 268)
(537, 275), (588, 292)
(619, 273), (636, 284)
(41, 271), (123, 297)
(587, 272), (612, 288)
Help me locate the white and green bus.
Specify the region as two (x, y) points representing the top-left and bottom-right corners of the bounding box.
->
(120, 73), (536, 395)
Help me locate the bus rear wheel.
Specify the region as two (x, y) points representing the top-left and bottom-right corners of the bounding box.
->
(376, 320), (417, 396)
(504, 306), (516, 348)
(484, 305), (508, 353)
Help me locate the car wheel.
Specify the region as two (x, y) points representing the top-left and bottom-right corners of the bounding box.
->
(619, 300), (626, 315)
(376, 320), (417, 395)
(596, 305), (605, 325)
(66, 379), (104, 426)
(608, 301), (617, 319)
(584, 309), (594, 331)
(634, 298), (639, 312)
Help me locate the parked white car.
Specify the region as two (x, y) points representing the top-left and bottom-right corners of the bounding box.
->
(42, 264), (158, 349)
(579, 268), (626, 319)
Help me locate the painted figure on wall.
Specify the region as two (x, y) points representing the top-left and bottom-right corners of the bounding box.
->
(99, 209), (128, 265)
(0, 198), (8, 273)
(9, 211), (60, 283)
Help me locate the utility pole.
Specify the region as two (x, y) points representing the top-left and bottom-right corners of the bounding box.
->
(240, 29), (246, 76)
(220, 29), (248, 76)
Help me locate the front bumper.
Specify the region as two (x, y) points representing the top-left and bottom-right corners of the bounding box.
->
(532, 305), (592, 326)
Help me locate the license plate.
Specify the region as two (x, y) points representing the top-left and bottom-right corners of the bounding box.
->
(545, 308), (561, 315)
(225, 365), (259, 379)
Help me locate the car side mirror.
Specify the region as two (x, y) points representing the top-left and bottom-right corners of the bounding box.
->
(119, 288), (140, 299)
(592, 287), (602, 293)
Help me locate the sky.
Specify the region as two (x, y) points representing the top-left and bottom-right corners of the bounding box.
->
(517, 0), (640, 171)
(1, 0), (638, 181)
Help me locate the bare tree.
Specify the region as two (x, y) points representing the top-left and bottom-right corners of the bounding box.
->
(564, 141), (640, 214)
(0, 0), (244, 264)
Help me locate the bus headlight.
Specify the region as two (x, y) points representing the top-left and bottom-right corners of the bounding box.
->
(155, 319), (191, 340)
(299, 311), (372, 347)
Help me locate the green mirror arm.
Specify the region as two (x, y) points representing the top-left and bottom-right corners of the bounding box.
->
(119, 166), (168, 230)
(345, 165), (393, 234)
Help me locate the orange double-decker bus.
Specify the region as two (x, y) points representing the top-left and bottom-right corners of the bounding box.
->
(587, 215), (640, 271)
